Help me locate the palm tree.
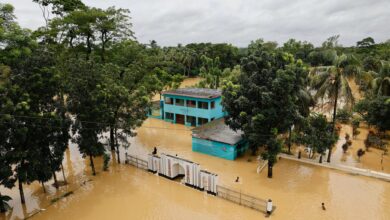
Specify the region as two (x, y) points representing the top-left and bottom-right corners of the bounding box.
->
(369, 61), (390, 96)
(199, 55), (222, 89)
(310, 53), (360, 162)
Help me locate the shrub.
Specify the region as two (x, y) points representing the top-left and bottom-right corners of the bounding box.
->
(336, 109), (352, 123)
(342, 143), (349, 153)
(103, 153), (110, 171)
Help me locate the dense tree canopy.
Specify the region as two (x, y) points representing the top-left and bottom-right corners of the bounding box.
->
(222, 49), (307, 178)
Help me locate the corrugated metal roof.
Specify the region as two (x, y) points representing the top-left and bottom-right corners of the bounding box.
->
(162, 88), (222, 99)
(192, 118), (244, 145)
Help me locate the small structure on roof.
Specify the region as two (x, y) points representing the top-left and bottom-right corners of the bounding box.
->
(192, 118), (248, 160)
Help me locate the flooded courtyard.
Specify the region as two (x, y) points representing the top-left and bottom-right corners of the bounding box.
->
(2, 118), (390, 220)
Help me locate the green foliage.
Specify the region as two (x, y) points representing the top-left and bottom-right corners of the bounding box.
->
(357, 37), (375, 48)
(363, 56), (381, 72)
(352, 118), (361, 138)
(355, 96), (390, 131)
(103, 153), (110, 171)
(282, 38), (314, 62)
(308, 49), (337, 66)
(336, 108), (352, 123)
(198, 55), (222, 88)
(0, 194), (11, 213)
(222, 48), (307, 177)
(299, 114), (338, 162)
(357, 148), (365, 160)
(369, 61), (390, 96)
(33, 0), (85, 16)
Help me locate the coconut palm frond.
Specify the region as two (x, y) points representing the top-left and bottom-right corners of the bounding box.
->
(370, 77), (382, 94)
(340, 76), (354, 109)
(314, 77), (333, 100)
(298, 89), (315, 116)
(310, 71), (331, 90)
(358, 71), (375, 84)
(379, 77), (390, 96)
(335, 54), (348, 68)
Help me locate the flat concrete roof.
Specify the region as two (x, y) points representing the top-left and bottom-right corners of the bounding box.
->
(192, 118), (244, 145)
(162, 88), (221, 99)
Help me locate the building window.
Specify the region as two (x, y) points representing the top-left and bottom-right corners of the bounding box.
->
(211, 101), (215, 109)
(165, 97), (173, 105)
(198, 101), (208, 109)
(186, 116), (196, 126)
(175, 98), (185, 106)
(166, 112), (174, 120)
(186, 100), (196, 108)
(198, 117), (208, 125)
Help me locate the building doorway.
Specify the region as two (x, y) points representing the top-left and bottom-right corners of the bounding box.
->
(176, 114), (185, 124)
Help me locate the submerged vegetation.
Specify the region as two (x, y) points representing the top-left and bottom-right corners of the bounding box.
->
(0, 0), (389, 213)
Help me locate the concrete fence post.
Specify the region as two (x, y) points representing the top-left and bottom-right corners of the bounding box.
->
(266, 199), (273, 215)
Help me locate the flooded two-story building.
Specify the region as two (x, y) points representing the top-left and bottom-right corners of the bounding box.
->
(161, 88), (225, 126)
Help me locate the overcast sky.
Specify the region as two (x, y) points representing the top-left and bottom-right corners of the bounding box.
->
(5, 0), (390, 47)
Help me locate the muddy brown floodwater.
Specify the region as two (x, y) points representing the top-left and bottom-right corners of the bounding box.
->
(2, 76), (390, 220)
(2, 118), (390, 220)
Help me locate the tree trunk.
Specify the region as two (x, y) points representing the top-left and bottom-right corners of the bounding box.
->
(331, 76), (340, 132)
(89, 155), (96, 176)
(319, 155), (323, 163)
(115, 127), (120, 164)
(328, 76), (340, 163)
(61, 163), (67, 183)
(0, 192), (6, 213)
(18, 179), (25, 204)
(110, 127), (115, 151)
(52, 171), (59, 189)
(41, 182), (46, 193)
(267, 162), (273, 178)
(251, 145), (256, 156)
(101, 33), (106, 62)
(86, 35), (92, 61)
(288, 127), (292, 153)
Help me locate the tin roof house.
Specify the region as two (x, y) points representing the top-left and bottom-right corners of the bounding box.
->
(192, 118), (248, 160)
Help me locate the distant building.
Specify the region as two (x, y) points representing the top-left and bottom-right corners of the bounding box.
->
(192, 118), (248, 160)
(161, 88), (226, 126)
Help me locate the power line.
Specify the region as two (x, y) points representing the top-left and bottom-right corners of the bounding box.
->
(0, 114), (279, 137)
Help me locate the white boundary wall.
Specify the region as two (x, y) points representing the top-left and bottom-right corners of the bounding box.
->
(148, 153), (218, 194)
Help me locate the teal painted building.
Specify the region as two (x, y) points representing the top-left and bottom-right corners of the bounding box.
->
(192, 118), (248, 160)
(161, 88), (225, 126)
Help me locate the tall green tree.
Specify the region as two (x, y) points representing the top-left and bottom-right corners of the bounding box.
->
(310, 53), (361, 162)
(222, 50), (306, 178)
(65, 59), (109, 175)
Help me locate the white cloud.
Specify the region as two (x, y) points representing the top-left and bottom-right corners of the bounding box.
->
(5, 0), (390, 47)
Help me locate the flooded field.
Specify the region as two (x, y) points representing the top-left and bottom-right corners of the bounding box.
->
(331, 123), (389, 173)
(2, 118), (390, 220)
